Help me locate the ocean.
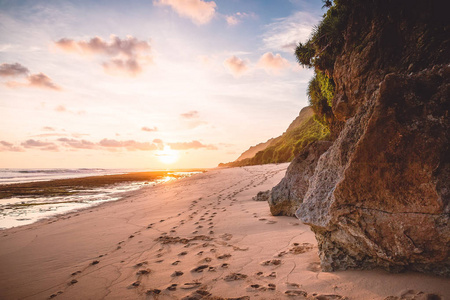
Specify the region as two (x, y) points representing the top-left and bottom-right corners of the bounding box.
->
(0, 168), (200, 229)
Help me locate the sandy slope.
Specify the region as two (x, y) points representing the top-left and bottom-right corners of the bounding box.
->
(0, 164), (448, 300)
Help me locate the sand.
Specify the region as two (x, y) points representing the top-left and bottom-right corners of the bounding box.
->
(0, 164), (448, 300)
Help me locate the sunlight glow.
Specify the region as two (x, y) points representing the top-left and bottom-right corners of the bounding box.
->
(156, 146), (179, 164)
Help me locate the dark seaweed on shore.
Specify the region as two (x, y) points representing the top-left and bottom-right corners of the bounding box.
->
(0, 171), (192, 199)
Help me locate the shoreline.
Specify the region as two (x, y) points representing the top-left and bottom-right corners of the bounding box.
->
(0, 164), (448, 300)
(0, 170), (204, 230)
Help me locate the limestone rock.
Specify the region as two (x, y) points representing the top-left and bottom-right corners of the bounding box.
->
(269, 141), (332, 216)
(254, 190), (270, 202)
(296, 65), (450, 276)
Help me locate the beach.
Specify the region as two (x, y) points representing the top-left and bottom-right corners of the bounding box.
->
(0, 164), (448, 300)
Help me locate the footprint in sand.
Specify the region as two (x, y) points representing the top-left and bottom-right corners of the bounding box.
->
(180, 282), (202, 290)
(172, 260), (181, 265)
(217, 254), (232, 259)
(128, 281), (140, 288)
(285, 290), (308, 297)
(385, 290), (442, 300)
(309, 294), (349, 300)
(220, 233), (233, 241)
(178, 251), (188, 256)
(191, 265), (209, 273)
(136, 269), (151, 275)
(199, 257), (212, 263)
(261, 259), (282, 266)
(171, 271), (184, 277)
(289, 243), (314, 254)
(71, 270), (81, 276)
(166, 284), (177, 291)
(266, 220), (277, 224)
(68, 279), (78, 285)
(146, 289), (161, 295)
(224, 273), (248, 281)
(49, 291), (63, 298)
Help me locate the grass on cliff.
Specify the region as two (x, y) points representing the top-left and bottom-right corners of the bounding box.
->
(221, 115), (329, 167)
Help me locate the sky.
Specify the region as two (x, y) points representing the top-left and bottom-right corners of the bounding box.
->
(0, 0), (324, 169)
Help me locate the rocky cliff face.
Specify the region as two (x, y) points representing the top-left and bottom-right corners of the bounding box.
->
(219, 106), (329, 167)
(269, 141), (331, 216)
(280, 0), (449, 275)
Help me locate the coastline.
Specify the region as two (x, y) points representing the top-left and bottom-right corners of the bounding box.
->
(0, 170), (203, 229)
(0, 164), (448, 300)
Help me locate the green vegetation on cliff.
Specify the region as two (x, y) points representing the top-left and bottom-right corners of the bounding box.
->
(219, 107), (329, 167)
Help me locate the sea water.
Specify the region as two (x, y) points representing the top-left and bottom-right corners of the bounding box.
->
(0, 168), (199, 229)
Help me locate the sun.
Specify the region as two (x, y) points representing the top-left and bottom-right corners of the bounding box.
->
(156, 145), (179, 165)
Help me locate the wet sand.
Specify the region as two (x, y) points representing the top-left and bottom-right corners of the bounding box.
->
(0, 171), (201, 198)
(0, 164), (448, 300)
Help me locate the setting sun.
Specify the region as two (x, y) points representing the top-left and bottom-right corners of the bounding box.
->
(156, 146), (179, 164)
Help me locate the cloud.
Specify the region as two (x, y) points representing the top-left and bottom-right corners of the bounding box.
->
(54, 105), (86, 115)
(225, 12), (255, 26)
(262, 11), (318, 53)
(154, 0), (216, 25)
(258, 52), (290, 74)
(168, 140), (217, 150)
(42, 126), (56, 131)
(142, 126), (158, 132)
(180, 110), (199, 119)
(27, 73), (61, 90)
(57, 138), (96, 149)
(21, 139), (58, 151)
(54, 35), (152, 76)
(1, 63), (61, 91)
(0, 141), (24, 152)
(99, 139), (158, 151)
(0, 63), (29, 77)
(223, 56), (249, 77)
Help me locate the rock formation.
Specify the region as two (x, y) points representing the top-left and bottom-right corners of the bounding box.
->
(274, 0), (449, 275)
(253, 190), (270, 202)
(219, 106), (329, 167)
(269, 141), (331, 216)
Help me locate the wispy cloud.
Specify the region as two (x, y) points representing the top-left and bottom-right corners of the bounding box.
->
(225, 12), (255, 26)
(27, 73), (61, 90)
(0, 63), (29, 77)
(54, 35), (152, 76)
(1, 62), (61, 90)
(154, 0), (217, 25)
(180, 110), (199, 119)
(99, 139), (158, 151)
(223, 56), (249, 78)
(54, 105), (86, 115)
(1, 137), (217, 153)
(142, 126), (158, 132)
(168, 140), (217, 150)
(0, 141), (24, 152)
(57, 138), (96, 149)
(262, 11), (318, 53)
(258, 52), (290, 74)
(21, 139), (59, 151)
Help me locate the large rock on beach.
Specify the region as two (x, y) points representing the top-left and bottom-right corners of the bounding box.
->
(269, 141), (332, 216)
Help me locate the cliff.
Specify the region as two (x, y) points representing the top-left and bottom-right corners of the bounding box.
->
(219, 106), (329, 167)
(235, 139), (274, 161)
(273, 0), (449, 276)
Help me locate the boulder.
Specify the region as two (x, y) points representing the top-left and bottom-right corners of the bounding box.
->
(269, 141), (332, 216)
(296, 65), (450, 275)
(254, 190), (271, 202)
